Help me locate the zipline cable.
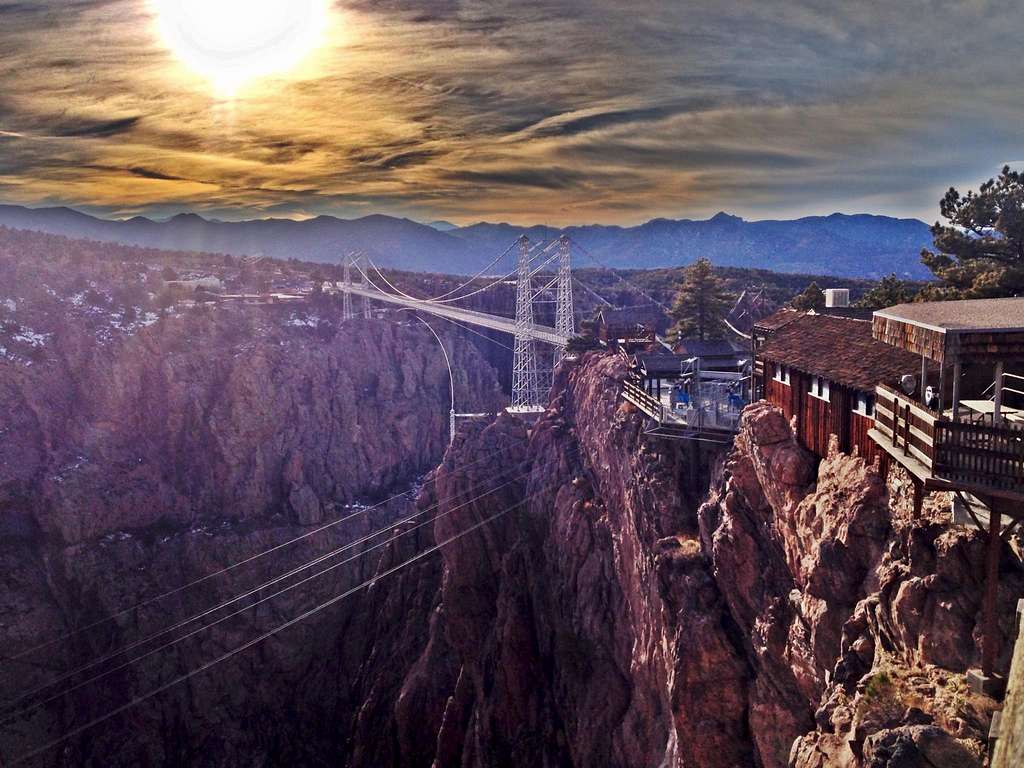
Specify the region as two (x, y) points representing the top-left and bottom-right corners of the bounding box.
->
(7, 476), (562, 767)
(2, 461), (532, 714)
(0, 441), (526, 667)
(0, 459), (543, 726)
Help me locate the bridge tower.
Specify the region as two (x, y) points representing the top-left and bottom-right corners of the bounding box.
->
(553, 234), (574, 364)
(357, 253), (373, 319)
(342, 252), (354, 321)
(511, 235), (543, 411)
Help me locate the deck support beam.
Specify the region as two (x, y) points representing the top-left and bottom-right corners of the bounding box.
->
(983, 498), (1003, 678)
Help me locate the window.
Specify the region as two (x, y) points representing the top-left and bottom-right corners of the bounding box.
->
(809, 375), (830, 401)
(773, 363), (791, 385)
(853, 392), (875, 417)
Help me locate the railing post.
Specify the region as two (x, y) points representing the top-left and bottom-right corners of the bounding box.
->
(952, 361), (962, 422)
(994, 361), (1005, 426)
(903, 403), (911, 457)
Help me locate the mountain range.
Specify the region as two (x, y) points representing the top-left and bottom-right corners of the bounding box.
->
(0, 204), (934, 279)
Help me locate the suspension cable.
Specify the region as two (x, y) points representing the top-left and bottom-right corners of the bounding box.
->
(364, 241), (518, 303)
(568, 237), (670, 311)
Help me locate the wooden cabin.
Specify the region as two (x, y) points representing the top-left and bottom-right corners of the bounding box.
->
(869, 297), (1024, 682)
(869, 297), (1024, 502)
(756, 313), (927, 465)
(596, 306), (662, 350)
(673, 338), (747, 371)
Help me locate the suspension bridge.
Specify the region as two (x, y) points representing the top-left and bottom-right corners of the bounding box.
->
(336, 234), (578, 412)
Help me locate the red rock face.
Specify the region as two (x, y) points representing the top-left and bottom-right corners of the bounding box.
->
(700, 402), (1019, 768)
(2, 315), (1019, 768)
(410, 357), (1019, 768)
(0, 306), (502, 765)
(401, 353), (753, 768)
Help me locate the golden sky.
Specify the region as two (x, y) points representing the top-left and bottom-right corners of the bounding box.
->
(0, 0), (1022, 225)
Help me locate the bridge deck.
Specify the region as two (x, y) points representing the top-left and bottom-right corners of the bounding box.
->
(345, 284), (569, 345)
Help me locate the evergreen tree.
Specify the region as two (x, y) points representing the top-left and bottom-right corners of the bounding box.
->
(853, 274), (914, 309)
(920, 165), (1024, 298)
(669, 257), (731, 340)
(791, 281), (825, 311)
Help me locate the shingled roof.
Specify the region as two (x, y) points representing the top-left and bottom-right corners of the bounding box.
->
(758, 314), (926, 391)
(598, 305), (665, 327)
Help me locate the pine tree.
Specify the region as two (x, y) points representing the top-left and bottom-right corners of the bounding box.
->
(791, 281), (825, 311)
(669, 257), (731, 341)
(853, 274), (913, 309)
(920, 165), (1024, 298)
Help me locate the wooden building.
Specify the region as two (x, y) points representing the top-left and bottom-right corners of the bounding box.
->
(673, 338), (747, 371)
(867, 297), (1024, 682)
(756, 313), (926, 465)
(596, 306), (662, 350)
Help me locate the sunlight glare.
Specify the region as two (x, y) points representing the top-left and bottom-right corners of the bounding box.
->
(152, 0), (330, 94)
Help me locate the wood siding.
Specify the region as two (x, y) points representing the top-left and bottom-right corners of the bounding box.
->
(762, 358), (881, 463)
(873, 315), (945, 362)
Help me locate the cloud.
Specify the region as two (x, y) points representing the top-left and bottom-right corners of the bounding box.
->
(0, 0), (1021, 224)
(52, 116), (142, 138)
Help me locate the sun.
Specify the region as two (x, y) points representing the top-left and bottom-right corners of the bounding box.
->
(151, 0), (330, 94)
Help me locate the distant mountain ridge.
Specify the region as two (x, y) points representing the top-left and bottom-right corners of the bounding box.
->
(0, 204), (932, 279)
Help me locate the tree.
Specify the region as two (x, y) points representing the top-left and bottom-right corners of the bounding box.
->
(669, 257), (731, 340)
(161, 265), (178, 282)
(791, 281), (825, 311)
(853, 274), (914, 309)
(920, 165), (1024, 298)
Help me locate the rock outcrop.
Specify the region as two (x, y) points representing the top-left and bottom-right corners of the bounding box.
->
(397, 354), (1021, 768)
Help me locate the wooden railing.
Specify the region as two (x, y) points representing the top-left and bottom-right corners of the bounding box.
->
(934, 421), (1024, 496)
(874, 384), (1024, 496)
(873, 384), (939, 469)
(621, 379), (664, 421)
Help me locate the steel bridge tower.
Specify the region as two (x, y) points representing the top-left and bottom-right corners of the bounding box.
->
(357, 253), (372, 319)
(553, 234), (575, 365)
(511, 235), (543, 411)
(342, 252), (354, 321)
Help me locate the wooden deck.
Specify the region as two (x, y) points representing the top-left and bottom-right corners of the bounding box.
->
(873, 383), (1024, 504)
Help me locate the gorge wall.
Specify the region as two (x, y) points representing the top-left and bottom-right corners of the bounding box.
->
(0, 303), (504, 765)
(395, 351), (1022, 768)
(2, 286), (1021, 766)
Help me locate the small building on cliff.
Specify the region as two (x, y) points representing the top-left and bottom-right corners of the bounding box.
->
(596, 305), (662, 350)
(755, 312), (926, 464)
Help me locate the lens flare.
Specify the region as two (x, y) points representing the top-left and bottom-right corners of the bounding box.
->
(152, 0), (329, 94)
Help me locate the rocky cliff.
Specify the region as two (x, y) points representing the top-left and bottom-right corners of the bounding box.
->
(0, 303), (503, 765)
(3, 309), (1021, 766)
(393, 351), (1022, 767)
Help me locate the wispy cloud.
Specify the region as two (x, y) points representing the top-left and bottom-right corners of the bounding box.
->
(0, 0), (1021, 224)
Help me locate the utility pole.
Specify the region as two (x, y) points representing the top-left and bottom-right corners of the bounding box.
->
(553, 234), (575, 366)
(511, 235), (542, 411)
(341, 252), (354, 321)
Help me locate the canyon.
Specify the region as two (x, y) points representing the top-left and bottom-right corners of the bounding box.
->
(1, 245), (1020, 765)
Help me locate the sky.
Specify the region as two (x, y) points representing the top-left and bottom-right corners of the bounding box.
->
(0, 0), (1021, 226)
